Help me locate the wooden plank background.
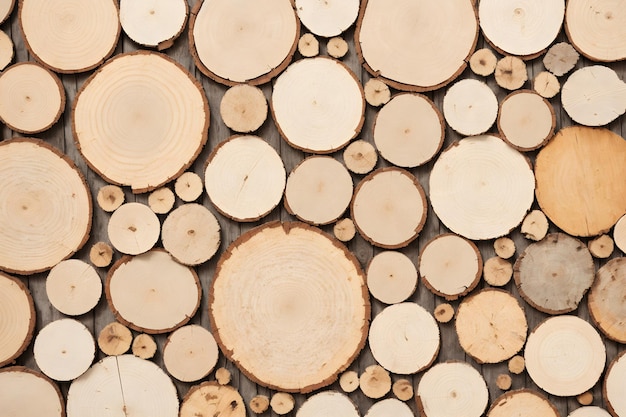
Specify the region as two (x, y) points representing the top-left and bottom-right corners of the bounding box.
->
(1, 2), (624, 416)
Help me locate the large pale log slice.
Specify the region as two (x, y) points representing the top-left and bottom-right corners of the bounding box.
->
(569, 407), (613, 417)
(204, 135), (286, 222)
(487, 389), (560, 417)
(163, 325), (219, 382)
(429, 135), (534, 240)
(271, 57), (364, 153)
(73, 51), (209, 193)
(525, 315), (606, 396)
(535, 126), (626, 236)
(352, 168), (427, 248)
(605, 350), (626, 417)
(355, 0), (478, 91)
(107, 202), (160, 256)
(295, 0), (359, 37)
(0, 272), (35, 367)
(106, 249), (201, 334)
(443, 79), (498, 136)
(366, 250), (418, 304)
(132, 333), (157, 359)
(180, 382), (245, 417)
(0, 0), (13, 23)
(0, 139), (91, 274)
(297, 391), (359, 417)
(0, 30), (13, 70)
(189, 0), (298, 85)
(220, 84), (268, 133)
(119, 0), (187, 50)
(615, 214), (626, 253)
(46, 259), (102, 316)
(588, 258), (626, 343)
(19, 0), (119, 73)
(498, 90), (555, 151)
(209, 221), (369, 392)
(366, 398), (413, 417)
(544, 42), (580, 77)
(0, 367), (64, 417)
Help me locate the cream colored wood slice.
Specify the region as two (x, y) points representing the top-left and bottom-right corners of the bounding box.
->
(98, 321), (132, 356)
(508, 355), (525, 374)
(220, 84), (268, 133)
(271, 57), (364, 153)
(494, 237), (516, 259)
(298, 33), (319, 57)
(73, 51), (209, 193)
(34, 318), (95, 381)
(360, 364), (391, 399)
(107, 202), (160, 256)
(615, 214), (626, 253)
(97, 185), (125, 212)
(46, 259), (102, 316)
(544, 42), (580, 76)
(190, 0), (298, 85)
(215, 367), (231, 385)
(525, 315), (606, 396)
(334, 218), (356, 242)
(434, 303), (455, 323)
(369, 302), (440, 374)
(19, 0), (119, 73)
(496, 374), (512, 391)
(204, 135), (285, 222)
(469, 48), (497, 76)
(210, 222), (368, 392)
(498, 90), (555, 151)
(605, 351), (626, 417)
(174, 171), (203, 202)
(374, 93), (444, 167)
(487, 390), (559, 417)
(588, 234), (614, 258)
(569, 407), (612, 417)
(535, 126), (626, 237)
(285, 156), (353, 225)
(366, 250), (417, 304)
(90, 241), (113, 268)
(163, 324), (219, 382)
(495, 56), (528, 90)
(295, 0), (359, 37)
(119, 0), (187, 50)
(419, 233), (482, 300)
(0, 367), (64, 417)
(417, 361), (488, 417)
(0, 0), (13, 23)
(366, 398), (413, 417)
(364, 78), (391, 107)
(355, 0), (478, 91)
(271, 392), (295, 415)
(327, 36), (348, 59)
(0, 272), (35, 367)
(343, 140), (377, 174)
(443, 79), (498, 136)
(483, 256), (513, 287)
(107, 250), (201, 334)
(0, 30), (14, 70)
(588, 258), (626, 343)
(67, 355), (179, 417)
(352, 168), (427, 248)
(180, 382), (244, 417)
(339, 370), (359, 393)
(429, 135), (534, 240)
(0, 139), (91, 274)
(148, 187), (175, 214)
(297, 391), (359, 417)
(534, 71), (561, 98)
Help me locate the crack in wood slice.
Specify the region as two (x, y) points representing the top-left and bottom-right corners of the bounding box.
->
(107, 202), (160, 256)
(148, 187), (175, 214)
(119, 0), (187, 50)
(250, 394), (270, 414)
(534, 71), (561, 98)
(614, 214), (626, 253)
(46, 259), (102, 316)
(298, 33), (319, 57)
(543, 42), (579, 77)
(587, 234), (614, 258)
(327, 36), (349, 59)
(98, 321), (132, 356)
(220, 84), (268, 133)
(434, 303), (454, 323)
(363, 78), (391, 107)
(97, 185), (125, 212)
(0, 0), (13, 23)
(295, 0), (359, 37)
(0, 30), (14, 70)
(297, 391), (359, 417)
(0, 367), (64, 417)
(271, 392), (295, 415)
(180, 382), (244, 417)
(174, 172), (203, 202)
(469, 48), (497, 76)
(498, 90), (555, 152)
(495, 56), (528, 90)
(487, 389), (559, 417)
(483, 256), (513, 287)
(443, 79), (498, 136)
(366, 251), (417, 304)
(0, 272), (35, 367)
(392, 379), (414, 401)
(90, 241), (114, 268)
(163, 324), (219, 382)
(366, 398), (413, 417)
(520, 209), (550, 241)
(605, 350), (626, 417)
(132, 333), (157, 360)
(588, 258), (626, 343)
(342, 140), (377, 175)
(569, 406), (612, 417)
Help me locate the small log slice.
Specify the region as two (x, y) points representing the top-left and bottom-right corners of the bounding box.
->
(483, 256), (513, 287)
(220, 84), (268, 133)
(181, 382), (244, 417)
(614, 214), (626, 253)
(327, 37), (349, 59)
(363, 78), (390, 107)
(520, 209), (549, 241)
(0, 367), (64, 417)
(132, 333), (157, 359)
(366, 250), (418, 304)
(46, 259), (102, 316)
(148, 187), (175, 214)
(588, 258), (626, 343)
(360, 365), (391, 399)
(605, 350), (626, 417)
(298, 33), (319, 57)
(0, 272), (35, 368)
(342, 140), (377, 175)
(174, 172), (203, 202)
(163, 324), (219, 382)
(98, 321), (132, 356)
(0, 0), (14, 23)
(339, 370), (359, 393)
(295, 0), (359, 37)
(271, 392), (295, 415)
(366, 398), (413, 417)
(334, 218), (356, 242)
(97, 185), (125, 212)
(0, 30), (14, 70)
(495, 56), (528, 90)
(392, 379), (413, 401)
(508, 355), (525, 374)
(119, 0), (187, 50)
(107, 202), (160, 256)
(496, 374), (512, 391)
(576, 393), (595, 407)
(89, 241), (113, 268)
(469, 48), (497, 76)
(297, 391), (359, 417)
(543, 42), (579, 76)
(494, 237), (516, 259)
(215, 367), (231, 385)
(443, 79), (498, 136)
(588, 234), (614, 258)
(569, 407), (612, 417)
(434, 303), (454, 323)
(487, 389), (559, 417)
(534, 71), (561, 98)
(498, 90), (555, 152)
(250, 395), (270, 414)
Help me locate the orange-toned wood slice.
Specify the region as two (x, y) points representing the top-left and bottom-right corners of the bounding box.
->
(0, 273), (35, 367)
(498, 90), (555, 151)
(180, 382), (244, 417)
(366, 251), (418, 304)
(588, 257), (626, 343)
(0, 367), (64, 417)
(0, 0), (14, 23)
(119, 0), (187, 50)
(487, 389), (559, 417)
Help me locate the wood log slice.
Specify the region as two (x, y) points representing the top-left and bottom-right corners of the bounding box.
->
(209, 221), (369, 393)
(0, 272), (35, 367)
(498, 90), (555, 152)
(496, 374), (512, 391)
(360, 365), (391, 399)
(327, 36), (349, 59)
(334, 218), (356, 242)
(339, 370), (359, 393)
(73, 51), (209, 193)
(297, 391), (359, 417)
(107, 202), (160, 256)
(0, 367), (64, 417)
(483, 256), (513, 287)
(352, 167), (427, 248)
(271, 56), (364, 153)
(443, 79), (498, 136)
(250, 395), (270, 414)
(180, 382), (244, 417)
(355, 0), (478, 91)
(98, 321), (132, 356)
(588, 258), (626, 343)
(487, 389), (559, 417)
(298, 33), (319, 57)
(588, 234), (614, 258)
(215, 367), (231, 385)
(189, 0), (298, 85)
(97, 185), (125, 212)
(0, 0), (13, 23)
(525, 315), (606, 396)
(520, 209), (549, 241)
(605, 350), (626, 417)
(89, 241), (113, 268)
(295, 0), (358, 37)
(469, 48), (497, 76)
(363, 78), (390, 107)
(342, 140), (377, 175)
(106, 249), (201, 334)
(392, 379), (413, 401)
(544, 42), (580, 76)
(0, 30), (14, 70)
(366, 250), (417, 304)
(494, 55), (528, 90)
(163, 324), (219, 382)
(119, 0), (187, 50)
(508, 355), (525, 374)
(132, 333), (157, 359)
(0, 139), (91, 274)
(174, 172), (203, 202)
(373, 93), (444, 167)
(271, 392), (295, 415)
(534, 71), (561, 98)
(148, 187), (175, 214)
(535, 126), (626, 236)
(569, 407), (612, 417)
(366, 398), (413, 417)
(46, 259), (102, 316)
(19, 0), (119, 73)
(204, 135), (285, 222)
(429, 135), (535, 240)
(615, 214), (626, 253)
(220, 84), (268, 133)
(494, 237), (516, 259)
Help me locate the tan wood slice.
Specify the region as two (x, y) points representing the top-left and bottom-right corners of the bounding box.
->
(455, 289), (527, 364)
(210, 222), (368, 393)
(363, 78), (391, 107)
(393, 379), (414, 401)
(588, 258), (626, 343)
(0, 367), (64, 417)
(534, 71), (561, 98)
(271, 56), (364, 153)
(433, 303), (454, 323)
(46, 259), (102, 316)
(180, 382), (244, 417)
(98, 321), (132, 356)
(0, 139), (91, 274)
(295, 0), (359, 37)
(352, 168), (427, 248)
(588, 234), (614, 258)
(419, 233), (482, 300)
(163, 324), (219, 382)
(34, 318), (95, 381)
(525, 315), (606, 396)
(220, 84), (268, 133)
(0, 0), (14, 23)
(90, 241), (113, 268)
(174, 172), (203, 202)
(342, 140), (377, 175)
(496, 374), (512, 391)
(73, 51), (209, 193)
(366, 398), (413, 417)
(284, 156), (353, 225)
(469, 48), (497, 76)
(576, 393), (595, 407)
(339, 370), (359, 393)
(535, 126), (626, 237)
(498, 90), (555, 152)
(520, 209), (549, 241)
(189, 0), (298, 85)
(417, 361), (489, 417)
(487, 389), (559, 417)
(67, 355), (179, 417)
(508, 355), (525, 374)
(107, 202), (160, 256)
(561, 65), (626, 126)
(366, 250), (417, 304)
(374, 93), (444, 167)
(97, 185), (125, 212)
(0, 272), (35, 367)
(569, 406), (612, 417)
(334, 218), (356, 242)
(148, 187), (175, 214)
(429, 135), (535, 240)
(132, 333), (157, 359)
(204, 135), (286, 222)
(359, 365), (391, 399)
(614, 214), (626, 253)
(494, 237), (516, 259)
(271, 392), (295, 415)
(495, 56), (528, 90)
(483, 256), (513, 287)
(119, 0), (187, 50)
(605, 350), (626, 417)
(298, 33), (319, 57)
(297, 391), (359, 417)
(544, 42), (580, 76)
(369, 302), (440, 374)
(327, 36), (349, 59)
(355, 0), (478, 91)
(443, 78), (498, 136)
(215, 367), (231, 385)
(0, 30), (14, 70)
(250, 395), (270, 414)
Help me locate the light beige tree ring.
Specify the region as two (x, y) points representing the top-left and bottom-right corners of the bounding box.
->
(46, 259), (102, 316)
(107, 202), (160, 256)
(119, 0), (187, 49)
(0, 272), (35, 368)
(569, 406), (613, 417)
(366, 250), (417, 304)
(498, 90), (555, 151)
(295, 0), (359, 37)
(366, 398), (413, 417)
(180, 382), (245, 417)
(0, 367), (64, 417)
(605, 350), (626, 417)
(163, 324), (219, 382)
(588, 258), (626, 343)
(0, 30), (14, 71)
(296, 391), (359, 417)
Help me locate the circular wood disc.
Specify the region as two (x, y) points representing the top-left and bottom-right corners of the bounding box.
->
(163, 324), (219, 382)
(483, 256), (513, 287)
(298, 33), (319, 57)
(487, 389), (559, 417)
(148, 187), (175, 214)
(189, 0), (298, 85)
(174, 172), (203, 202)
(327, 36), (349, 58)
(19, 0), (119, 73)
(34, 318), (95, 381)
(0, 30), (14, 70)
(366, 251), (418, 304)
(297, 391), (359, 417)
(46, 259), (102, 316)
(132, 333), (157, 359)
(605, 350), (626, 417)
(514, 233), (594, 314)
(97, 185), (125, 212)
(544, 42), (580, 77)
(0, 0), (14, 23)
(569, 407), (612, 417)
(180, 382), (245, 417)
(0, 272), (35, 367)
(368, 302), (440, 374)
(525, 315), (606, 396)
(615, 215), (626, 253)
(588, 258), (626, 343)
(342, 140), (378, 175)
(73, 51), (209, 193)
(366, 398), (413, 417)
(455, 289), (527, 364)
(355, 0), (478, 91)
(417, 361), (489, 417)
(418, 233), (482, 300)
(360, 364), (391, 399)
(119, 0), (187, 49)
(392, 379), (414, 401)
(0, 139), (91, 274)
(220, 84), (268, 133)
(498, 90), (555, 151)
(373, 93), (444, 168)
(295, 0), (359, 37)
(364, 78), (391, 107)
(271, 392), (295, 415)
(535, 126), (626, 237)
(0, 367), (64, 417)
(209, 221), (369, 392)
(271, 57), (364, 153)
(106, 249), (201, 334)
(443, 79), (498, 136)
(204, 135), (286, 222)
(107, 202), (160, 256)
(430, 135), (534, 240)
(352, 168), (427, 249)
(284, 156), (353, 225)
(98, 321), (132, 356)
(67, 355), (179, 417)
